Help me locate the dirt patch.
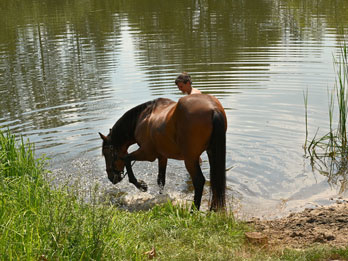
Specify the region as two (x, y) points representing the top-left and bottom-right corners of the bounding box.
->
(250, 200), (348, 248)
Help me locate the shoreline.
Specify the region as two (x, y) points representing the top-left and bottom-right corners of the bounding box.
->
(249, 200), (348, 248)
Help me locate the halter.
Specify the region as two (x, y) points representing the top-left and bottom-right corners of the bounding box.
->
(104, 144), (136, 179)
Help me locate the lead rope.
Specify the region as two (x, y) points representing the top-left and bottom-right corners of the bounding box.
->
(121, 160), (136, 179)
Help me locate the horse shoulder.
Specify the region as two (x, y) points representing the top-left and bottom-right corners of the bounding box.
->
(133, 119), (157, 161)
(149, 103), (183, 157)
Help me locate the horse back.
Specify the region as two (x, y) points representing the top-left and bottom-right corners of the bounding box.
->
(176, 94), (227, 129)
(173, 94), (227, 158)
(134, 95), (226, 160)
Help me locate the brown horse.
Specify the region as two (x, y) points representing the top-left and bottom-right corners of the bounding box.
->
(99, 94), (227, 210)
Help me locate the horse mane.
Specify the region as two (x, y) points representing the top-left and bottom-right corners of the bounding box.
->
(110, 99), (156, 147)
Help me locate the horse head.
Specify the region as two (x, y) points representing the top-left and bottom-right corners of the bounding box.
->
(99, 132), (126, 184)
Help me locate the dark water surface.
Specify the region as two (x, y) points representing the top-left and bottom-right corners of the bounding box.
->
(1, 0), (348, 218)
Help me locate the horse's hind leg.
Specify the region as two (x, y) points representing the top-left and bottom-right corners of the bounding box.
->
(184, 159), (205, 210)
(157, 156), (167, 193)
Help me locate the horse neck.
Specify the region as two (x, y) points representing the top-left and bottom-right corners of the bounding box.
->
(111, 100), (154, 147)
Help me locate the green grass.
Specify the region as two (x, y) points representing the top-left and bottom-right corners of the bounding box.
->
(1, 128), (348, 260)
(0, 129), (249, 260)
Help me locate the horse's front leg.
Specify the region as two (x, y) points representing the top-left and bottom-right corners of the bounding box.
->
(124, 154), (148, 192)
(125, 148), (157, 192)
(157, 156), (167, 193)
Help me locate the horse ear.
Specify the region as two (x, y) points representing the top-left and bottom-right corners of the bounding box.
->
(99, 132), (107, 141)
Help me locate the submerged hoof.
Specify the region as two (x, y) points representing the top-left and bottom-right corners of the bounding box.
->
(137, 180), (148, 192)
(158, 184), (165, 194)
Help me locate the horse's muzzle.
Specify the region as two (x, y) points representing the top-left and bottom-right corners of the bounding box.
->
(107, 170), (124, 184)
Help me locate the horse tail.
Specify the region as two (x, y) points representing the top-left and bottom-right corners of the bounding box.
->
(208, 110), (226, 211)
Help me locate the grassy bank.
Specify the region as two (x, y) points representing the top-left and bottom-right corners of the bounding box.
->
(0, 129), (249, 260)
(1, 129), (347, 260)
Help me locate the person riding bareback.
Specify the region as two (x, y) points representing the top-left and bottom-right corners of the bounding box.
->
(175, 72), (201, 95)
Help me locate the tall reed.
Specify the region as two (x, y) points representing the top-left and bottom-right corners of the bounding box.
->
(303, 88), (309, 150)
(335, 43), (348, 151)
(305, 43), (348, 193)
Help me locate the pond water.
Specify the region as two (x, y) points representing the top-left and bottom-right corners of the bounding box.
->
(1, 0), (348, 218)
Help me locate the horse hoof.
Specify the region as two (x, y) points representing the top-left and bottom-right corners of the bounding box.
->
(158, 185), (165, 194)
(138, 180), (148, 192)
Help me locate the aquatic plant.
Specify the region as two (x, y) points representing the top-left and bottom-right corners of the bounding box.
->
(305, 43), (348, 193)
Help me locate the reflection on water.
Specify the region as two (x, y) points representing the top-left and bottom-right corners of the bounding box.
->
(1, 0), (348, 218)
(310, 155), (348, 195)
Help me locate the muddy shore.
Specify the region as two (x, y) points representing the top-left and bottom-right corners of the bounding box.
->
(250, 200), (348, 248)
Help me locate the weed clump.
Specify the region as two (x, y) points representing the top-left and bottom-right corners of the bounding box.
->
(305, 44), (348, 192)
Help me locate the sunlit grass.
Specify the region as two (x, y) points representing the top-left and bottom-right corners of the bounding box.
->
(0, 129), (249, 260)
